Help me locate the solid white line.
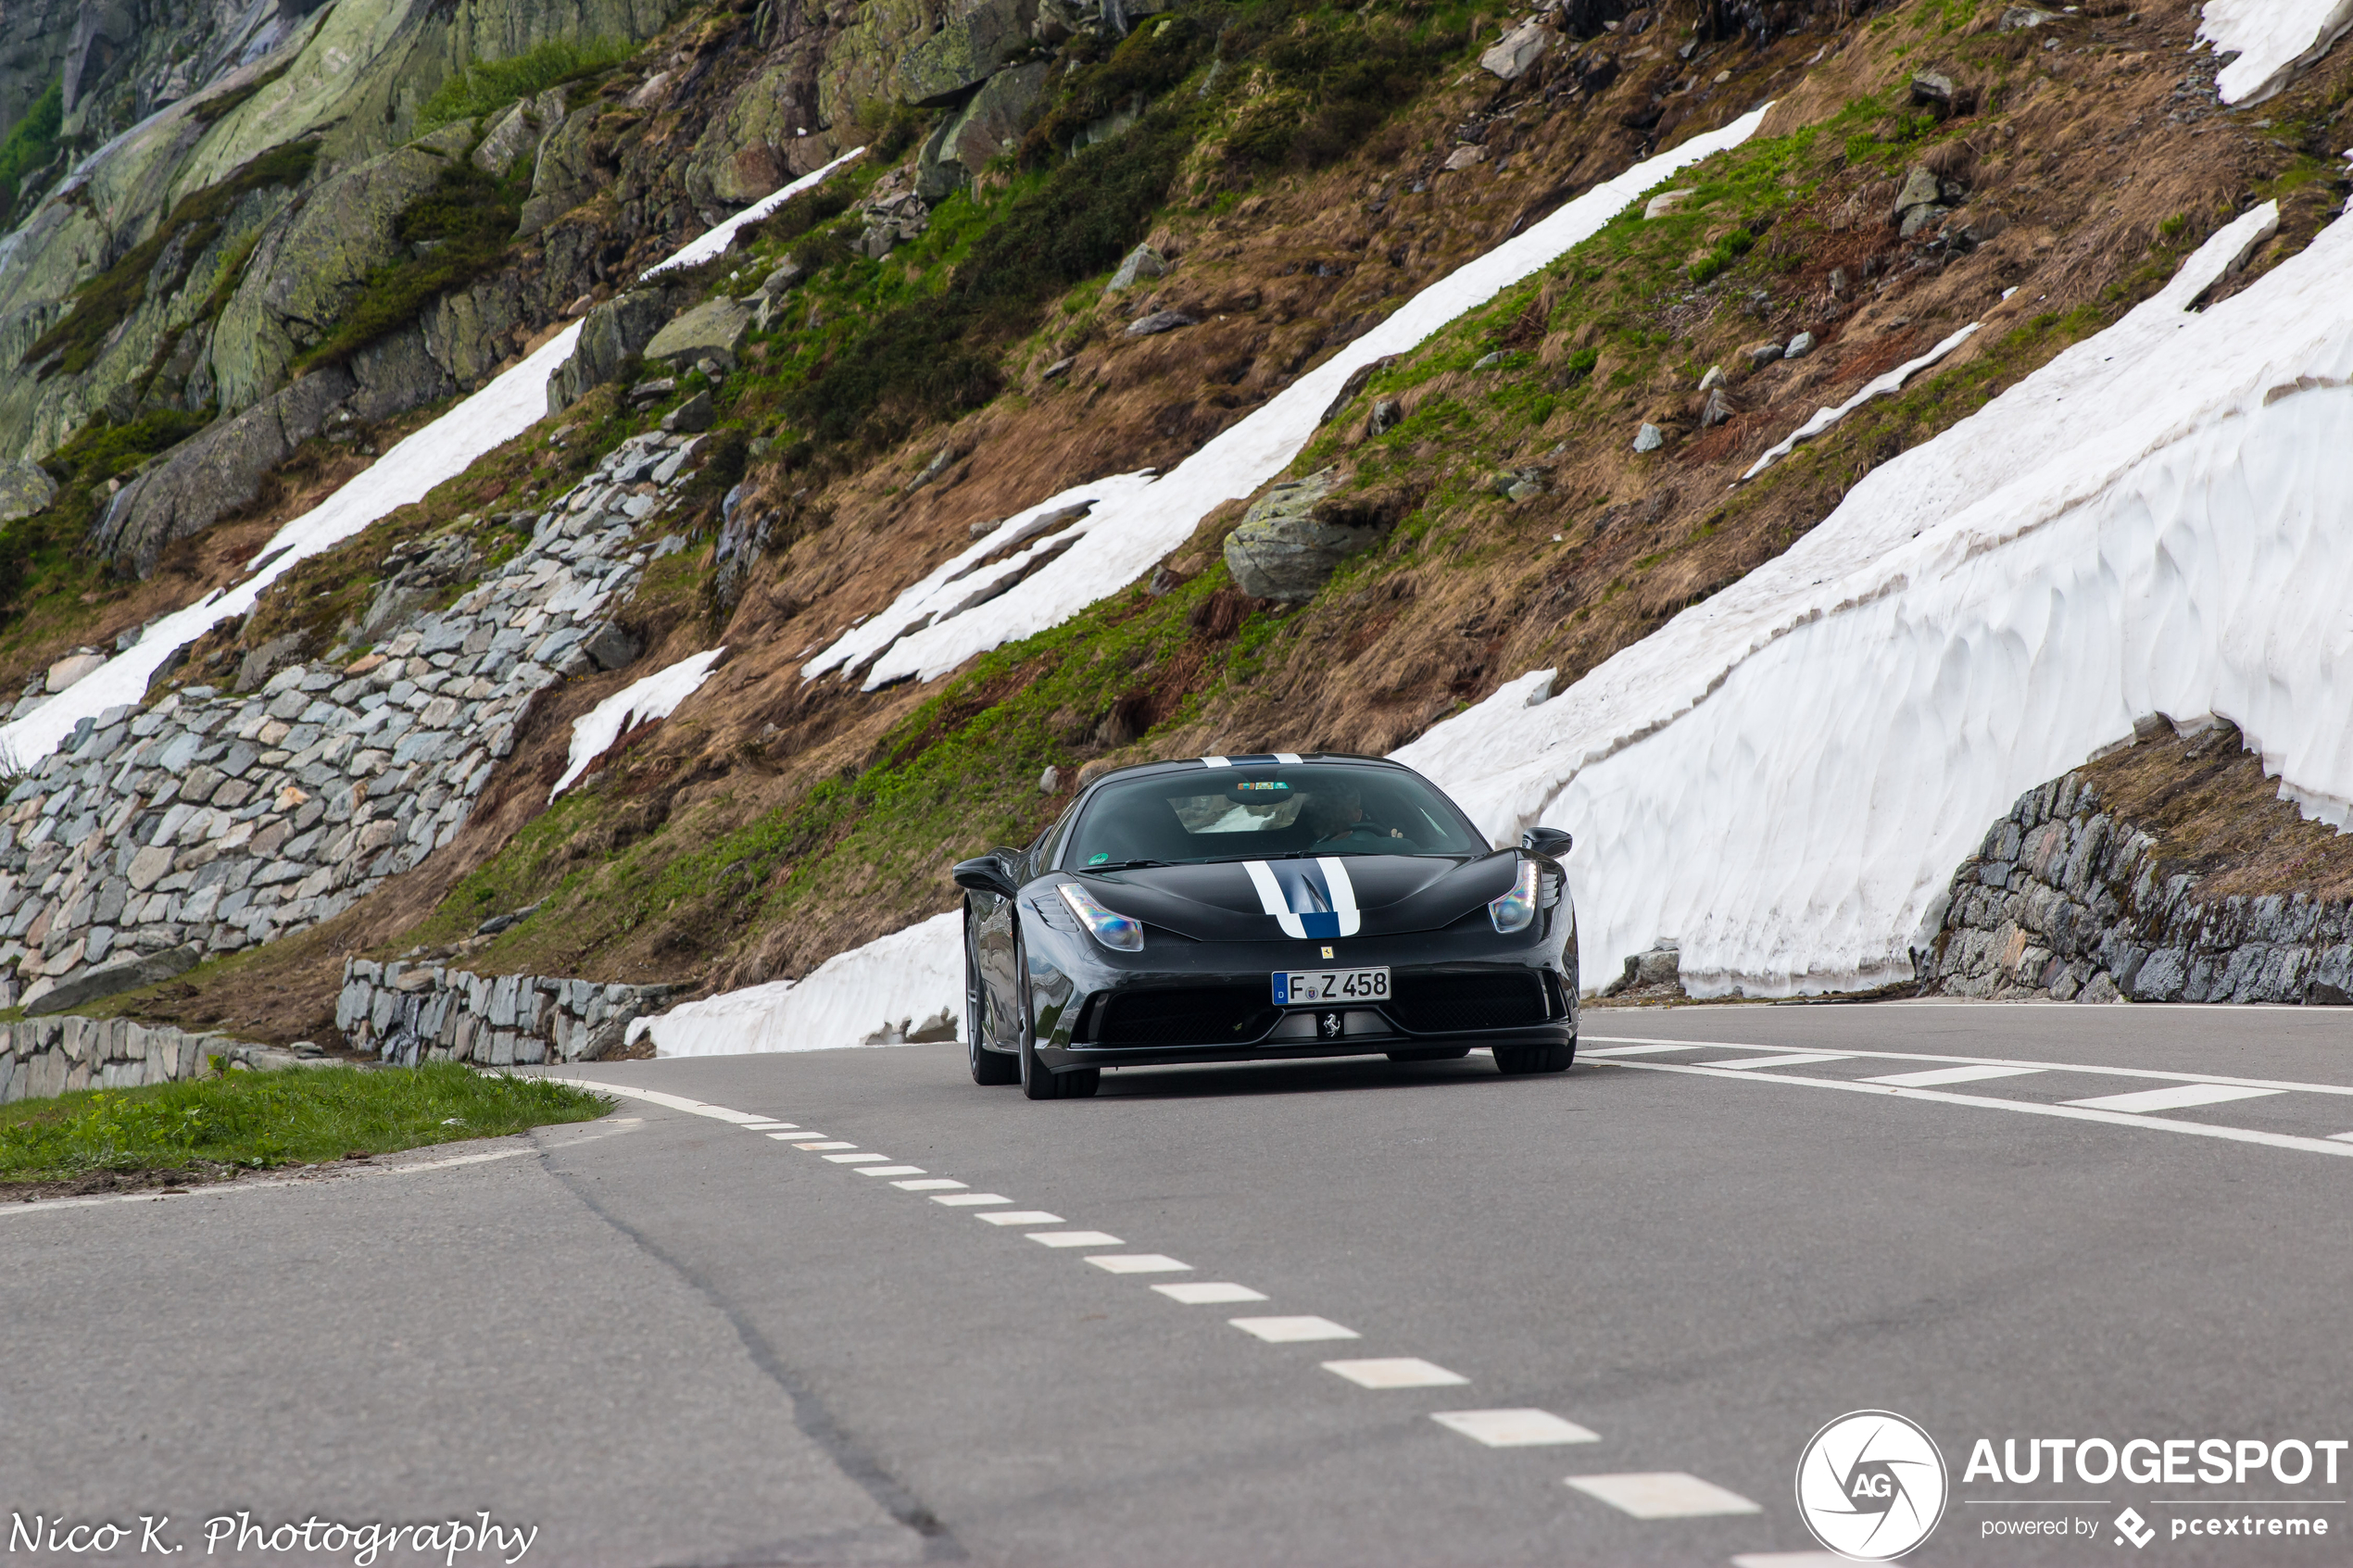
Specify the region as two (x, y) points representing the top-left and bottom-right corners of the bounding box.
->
(1029, 1230), (1123, 1248)
(854, 1164), (926, 1176)
(1229, 1315), (1360, 1343)
(1322, 1358), (1467, 1389)
(2331, 1133), (2353, 1144)
(1583, 1036), (2353, 1098)
(1602, 1059), (2353, 1160)
(1086, 1254), (1191, 1273)
(1567, 1472), (1762, 1519)
(1707, 1052), (1853, 1071)
(1431, 1409), (1599, 1447)
(933, 1192), (1013, 1205)
(894, 1178), (966, 1190)
(2064, 1083), (2284, 1114)
(1152, 1282), (1267, 1304)
(977, 1210), (1063, 1225)
(1864, 1064), (2045, 1087)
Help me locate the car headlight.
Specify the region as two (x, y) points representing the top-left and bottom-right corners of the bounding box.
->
(1060, 882), (1144, 952)
(1489, 859), (1540, 935)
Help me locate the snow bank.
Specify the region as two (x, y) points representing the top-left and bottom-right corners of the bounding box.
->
(838, 104), (1773, 690)
(550, 648), (726, 799)
(2197, 0), (2353, 104)
(1741, 323), (1977, 480)
(641, 146), (866, 278)
(631, 910), (963, 1056)
(0, 321), (585, 764)
(1401, 199), (2353, 997)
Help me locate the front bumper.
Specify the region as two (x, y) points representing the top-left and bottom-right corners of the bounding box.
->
(1020, 923), (1576, 1073)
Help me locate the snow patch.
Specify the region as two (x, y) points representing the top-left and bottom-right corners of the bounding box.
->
(550, 648), (726, 800)
(641, 147), (867, 278)
(848, 105), (1774, 690)
(1400, 200), (2353, 997)
(631, 910), (964, 1056)
(2198, 0), (2353, 104)
(1740, 324), (1978, 481)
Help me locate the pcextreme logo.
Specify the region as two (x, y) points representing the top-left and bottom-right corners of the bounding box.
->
(1796, 1410), (1951, 1562)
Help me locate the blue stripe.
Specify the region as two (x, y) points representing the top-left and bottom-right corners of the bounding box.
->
(1296, 911), (1340, 938)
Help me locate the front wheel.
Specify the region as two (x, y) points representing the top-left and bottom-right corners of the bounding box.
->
(1493, 1042), (1574, 1075)
(1014, 922), (1101, 1099)
(967, 912), (1018, 1085)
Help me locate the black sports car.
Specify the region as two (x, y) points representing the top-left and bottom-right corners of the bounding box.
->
(951, 754), (1579, 1099)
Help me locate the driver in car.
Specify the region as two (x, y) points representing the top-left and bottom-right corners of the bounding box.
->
(1303, 785), (1406, 846)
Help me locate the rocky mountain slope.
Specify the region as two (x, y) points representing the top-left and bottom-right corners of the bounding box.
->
(0, 0), (2347, 1045)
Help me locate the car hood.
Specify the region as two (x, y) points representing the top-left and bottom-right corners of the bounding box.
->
(1068, 853), (1519, 941)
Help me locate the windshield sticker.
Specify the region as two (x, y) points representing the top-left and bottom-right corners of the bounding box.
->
(1088, 852), (1110, 864)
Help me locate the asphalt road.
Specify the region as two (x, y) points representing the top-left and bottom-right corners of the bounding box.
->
(7, 1001), (2353, 1567)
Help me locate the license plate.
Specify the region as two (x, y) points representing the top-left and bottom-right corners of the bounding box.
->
(1273, 966), (1390, 1005)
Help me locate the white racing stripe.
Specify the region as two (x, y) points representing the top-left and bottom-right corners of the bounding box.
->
(1242, 859), (1362, 940)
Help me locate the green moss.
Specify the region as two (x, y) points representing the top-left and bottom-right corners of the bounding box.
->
(0, 77), (64, 231)
(415, 38), (635, 132)
(190, 58), (294, 127)
(0, 407), (214, 633)
(19, 140), (319, 380)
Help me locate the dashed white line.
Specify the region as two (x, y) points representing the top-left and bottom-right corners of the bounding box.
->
(977, 1210), (1064, 1225)
(1431, 1409), (1600, 1447)
(1086, 1254), (1191, 1273)
(1567, 1473), (1762, 1519)
(894, 1178), (967, 1191)
(1230, 1316), (1360, 1343)
(823, 1152), (887, 1163)
(2064, 1083), (2284, 1114)
(1322, 1358), (1469, 1389)
(933, 1192), (1013, 1206)
(1153, 1282), (1267, 1304)
(767, 1131), (818, 1140)
(1864, 1064), (2044, 1088)
(796, 1141), (856, 1150)
(1709, 1053), (1853, 1071)
(1028, 1230), (1123, 1248)
(854, 1164), (927, 1176)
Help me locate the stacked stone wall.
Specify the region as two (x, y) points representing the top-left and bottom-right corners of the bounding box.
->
(0, 428), (711, 1010)
(337, 958), (673, 1066)
(1920, 772), (2353, 1004)
(0, 1016), (293, 1103)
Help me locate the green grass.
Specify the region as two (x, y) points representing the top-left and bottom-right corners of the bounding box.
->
(0, 77), (63, 232)
(416, 38), (636, 132)
(0, 406), (214, 626)
(0, 1063), (609, 1183)
(19, 140), (318, 380)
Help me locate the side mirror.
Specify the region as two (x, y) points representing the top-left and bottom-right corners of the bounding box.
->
(951, 852), (1021, 900)
(1521, 827), (1574, 859)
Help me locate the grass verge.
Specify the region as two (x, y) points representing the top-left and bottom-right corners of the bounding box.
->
(0, 1063), (608, 1188)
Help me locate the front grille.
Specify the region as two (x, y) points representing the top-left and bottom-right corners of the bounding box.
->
(1387, 972), (1551, 1033)
(1094, 986), (1278, 1047)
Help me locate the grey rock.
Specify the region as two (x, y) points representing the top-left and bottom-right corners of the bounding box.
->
(582, 623), (641, 671)
(1782, 332), (1815, 359)
(1699, 388), (1734, 428)
(1900, 204), (1952, 239)
(547, 286), (686, 414)
(1222, 470), (1391, 603)
(1910, 70), (1957, 110)
(1107, 244), (1168, 294)
(25, 943), (201, 1015)
(920, 63), (1051, 199)
(233, 636), (306, 694)
(643, 297), (753, 373)
(0, 459), (57, 523)
(661, 391), (715, 433)
(898, 0), (1031, 106)
(1368, 399), (1401, 436)
(1632, 423), (1664, 453)
(1126, 310), (1200, 338)
(1479, 19), (1551, 81)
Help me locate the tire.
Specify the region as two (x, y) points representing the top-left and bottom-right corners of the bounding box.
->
(1387, 1047), (1471, 1062)
(1493, 1042), (1575, 1075)
(967, 912), (1018, 1085)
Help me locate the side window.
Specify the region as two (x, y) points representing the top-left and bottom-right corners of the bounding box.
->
(1030, 801), (1076, 873)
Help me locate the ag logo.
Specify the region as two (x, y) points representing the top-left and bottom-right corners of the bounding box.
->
(1795, 1410), (1948, 1561)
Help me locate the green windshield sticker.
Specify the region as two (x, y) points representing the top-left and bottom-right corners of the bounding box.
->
(1088, 852), (1109, 864)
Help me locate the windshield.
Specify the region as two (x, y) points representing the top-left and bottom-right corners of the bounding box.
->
(1064, 764), (1487, 868)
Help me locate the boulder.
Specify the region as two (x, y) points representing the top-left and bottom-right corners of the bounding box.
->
(644, 297), (754, 373)
(1223, 470), (1394, 602)
(1889, 165), (1942, 225)
(473, 101), (541, 176)
(1782, 332), (1815, 359)
(917, 61), (1051, 198)
(1632, 422), (1664, 453)
(0, 460), (57, 522)
(1642, 189), (1695, 220)
(897, 0), (1036, 107)
(24, 943), (202, 1016)
(92, 368), (356, 576)
(583, 622), (641, 671)
(661, 391), (715, 433)
(518, 107), (606, 236)
(233, 633), (306, 692)
(1126, 309), (1197, 338)
(547, 287), (686, 414)
(1107, 243), (1167, 293)
(44, 649), (107, 693)
(1480, 19), (1551, 81)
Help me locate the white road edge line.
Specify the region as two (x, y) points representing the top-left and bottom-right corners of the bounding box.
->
(1601, 1059), (2353, 1159)
(0, 1144), (541, 1217)
(1581, 1037), (2353, 1098)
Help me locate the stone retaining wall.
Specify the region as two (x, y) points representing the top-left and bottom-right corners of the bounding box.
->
(337, 958), (673, 1066)
(0, 1016), (293, 1103)
(1919, 772), (2353, 1004)
(0, 428), (711, 1012)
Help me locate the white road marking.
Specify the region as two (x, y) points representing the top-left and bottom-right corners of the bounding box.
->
(1566, 1473), (1763, 1519)
(2332, 1133), (2353, 1144)
(1229, 1316), (1361, 1343)
(1029, 1230), (1124, 1248)
(855, 1165), (927, 1176)
(1583, 1035), (2353, 1098)
(823, 1152), (887, 1163)
(1152, 1282), (1268, 1304)
(741, 1122), (798, 1130)
(933, 1193), (1013, 1206)
(894, 1178), (967, 1190)
(1581, 1043), (1712, 1057)
(1086, 1254), (1192, 1273)
(1708, 1052), (1853, 1071)
(796, 1141), (857, 1150)
(1323, 1358), (1468, 1389)
(978, 1210), (1064, 1225)
(1431, 1409), (1599, 1447)
(1594, 1059), (2353, 1160)
(0, 1144), (545, 1217)
(1864, 1064), (2045, 1087)
(1730, 1553), (1852, 1567)
(2064, 1083), (2284, 1114)
(766, 1132), (818, 1140)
